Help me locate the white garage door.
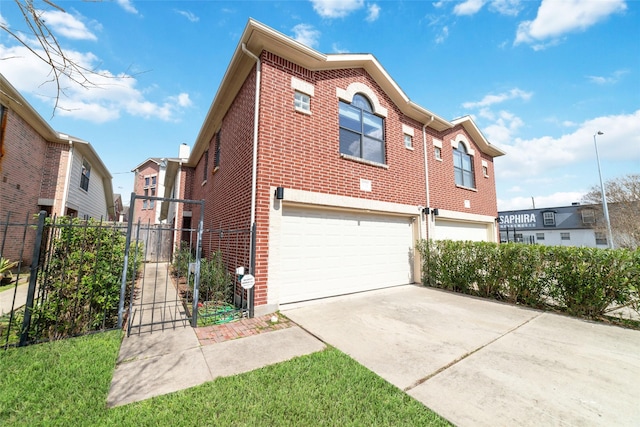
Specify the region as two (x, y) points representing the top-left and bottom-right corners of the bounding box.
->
(433, 219), (490, 242)
(279, 206), (415, 304)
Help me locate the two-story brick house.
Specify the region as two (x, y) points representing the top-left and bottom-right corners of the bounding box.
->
(175, 19), (505, 314)
(0, 73), (115, 264)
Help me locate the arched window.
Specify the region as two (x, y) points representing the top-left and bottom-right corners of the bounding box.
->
(339, 94), (385, 164)
(453, 143), (475, 188)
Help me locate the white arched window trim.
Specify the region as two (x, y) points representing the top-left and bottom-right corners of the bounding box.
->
(336, 83), (388, 117)
(450, 135), (475, 156)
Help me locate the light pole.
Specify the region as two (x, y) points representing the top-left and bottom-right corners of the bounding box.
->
(593, 131), (614, 248)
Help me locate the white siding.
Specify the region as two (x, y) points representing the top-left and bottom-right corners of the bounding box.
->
(67, 154), (108, 219)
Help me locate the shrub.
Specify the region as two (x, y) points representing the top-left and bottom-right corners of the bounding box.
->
(417, 239), (640, 322)
(29, 217), (140, 341)
(196, 251), (233, 304)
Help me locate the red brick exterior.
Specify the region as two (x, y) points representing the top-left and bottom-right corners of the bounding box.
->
(0, 107), (48, 264)
(132, 161), (160, 224)
(428, 126), (499, 217)
(189, 50), (501, 308)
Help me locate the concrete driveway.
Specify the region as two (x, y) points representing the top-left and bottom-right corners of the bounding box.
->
(282, 285), (640, 426)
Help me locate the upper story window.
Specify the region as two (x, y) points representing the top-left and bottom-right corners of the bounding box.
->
(581, 209), (595, 224)
(80, 159), (91, 191)
(294, 91), (310, 113)
(543, 211), (556, 226)
(339, 94), (385, 164)
(453, 143), (475, 188)
(214, 131), (221, 169)
(404, 134), (413, 149)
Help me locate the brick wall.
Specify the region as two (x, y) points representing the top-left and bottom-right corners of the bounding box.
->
(0, 107), (47, 264)
(429, 126), (499, 218)
(132, 162), (160, 224)
(41, 141), (70, 215)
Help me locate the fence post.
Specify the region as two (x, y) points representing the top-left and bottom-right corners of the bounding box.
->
(19, 211), (47, 347)
(118, 193), (136, 329)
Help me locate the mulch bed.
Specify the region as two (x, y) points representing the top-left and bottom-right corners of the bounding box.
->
(195, 312), (294, 346)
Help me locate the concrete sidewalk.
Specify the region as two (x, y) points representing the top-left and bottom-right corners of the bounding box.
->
(107, 263), (325, 407)
(283, 285), (640, 426)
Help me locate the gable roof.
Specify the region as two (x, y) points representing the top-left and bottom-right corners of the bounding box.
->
(1, 73), (115, 219)
(190, 19), (505, 165)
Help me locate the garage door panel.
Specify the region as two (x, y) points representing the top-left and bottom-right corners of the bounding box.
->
(279, 207), (414, 304)
(434, 219), (489, 242)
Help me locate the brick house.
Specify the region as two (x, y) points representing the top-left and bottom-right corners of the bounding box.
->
(0, 73), (115, 264)
(175, 19), (505, 314)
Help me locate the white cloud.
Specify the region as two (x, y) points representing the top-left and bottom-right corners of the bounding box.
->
(515, 0), (626, 47)
(366, 4), (381, 22)
(116, 0), (139, 15)
(453, 0), (486, 16)
(331, 43), (350, 54)
(39, 10), (97, 41)
(586, 69), (629, 85)
(175, 10), (199, 23)
(310, 0), (364, 18)
(483, 110), (524, 146)
(489, 0), (522, 16)
(462, 88), (532, 109)
(498, 191), (586, 210)
(291, 23), (321, 48)
(435, 25), (449, 44)
(0, 43), (191, 123)
(495, 110), (640, 180)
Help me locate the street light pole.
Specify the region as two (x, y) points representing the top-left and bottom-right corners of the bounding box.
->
(593, 131), (614, 248)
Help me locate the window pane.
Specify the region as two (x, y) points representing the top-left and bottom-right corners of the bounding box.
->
(363, 137), (384, 164)
(351, 94), (372, 112)
(363, 112), (383, 139)
(339, 128), (361, 157)
(454, 169), (463, 186)
(453, 151), (462, 168)
(462, 155), (472, 171)
(463, 170), (475, 188)
(339, 103), (361, 132)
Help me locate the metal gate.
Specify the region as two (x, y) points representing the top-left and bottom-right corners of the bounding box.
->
(117, 195), (205, 334)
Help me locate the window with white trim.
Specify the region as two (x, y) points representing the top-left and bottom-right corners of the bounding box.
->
(434, 146), (442, 160)
(453, 143), (475, 188)
(339, 94), (385, 164)
(536, 233), (545, 241)
(294, 91), (310, 113)
(561, 232), (570, 241)
(80, 159), (91, 191)
(595, 232), (607, 245)
(581, 209), (595, 224)
(404, 134), (413, 149)
(543, 211), (556, 226)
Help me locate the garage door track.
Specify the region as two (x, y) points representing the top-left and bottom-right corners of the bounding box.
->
(282, 285), (640, 426)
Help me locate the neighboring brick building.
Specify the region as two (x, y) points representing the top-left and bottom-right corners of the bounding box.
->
(174, 20), (505, 314)
(0, 74), (115, 264)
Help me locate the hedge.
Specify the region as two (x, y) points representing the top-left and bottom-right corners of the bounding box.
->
(416, 240), (640, 321)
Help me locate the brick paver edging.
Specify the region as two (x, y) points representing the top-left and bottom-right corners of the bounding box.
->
(195, 313), (293, 346)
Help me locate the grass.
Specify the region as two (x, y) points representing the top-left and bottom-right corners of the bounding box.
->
(0, 331), (451, 427)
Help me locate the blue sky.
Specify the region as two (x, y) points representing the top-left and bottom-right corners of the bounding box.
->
(1, 0), (638, 210)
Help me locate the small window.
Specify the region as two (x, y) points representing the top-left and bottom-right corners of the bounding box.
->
(582, 209), (595, 224)
(536, 233), (545, 241)
(144, 177), (150, 187)
(434, 146), (442, 160)
(453, 143), (475, 188)
(404, 134), (413, 149)
(214, 131), (221, 169)
(543, 211), (556, 226)
(339, 94), (385, 164)
(151, 176), (157, 186)
(595, 232), (607, 245)
(482, 165), (489, 177)
(80, 159), (91, 191)
(203, 149), (209, 181)
(294, 91), (311, 113)
(561, 232), (570, 241)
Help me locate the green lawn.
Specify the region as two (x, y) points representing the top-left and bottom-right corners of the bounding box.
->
(0, 331), (451, 426)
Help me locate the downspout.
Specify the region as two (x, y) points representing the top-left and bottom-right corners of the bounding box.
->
(422, 116), (434, 239)
(241, 43), (261, 275)
(60, 140), (74, 216)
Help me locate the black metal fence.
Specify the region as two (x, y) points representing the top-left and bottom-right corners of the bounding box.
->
(1, 208), (256, 348)
(1, 212), (130, 349)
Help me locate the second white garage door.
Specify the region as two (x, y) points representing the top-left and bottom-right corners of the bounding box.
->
(433, 219), (490, 242)
(278, 206), (415, 304)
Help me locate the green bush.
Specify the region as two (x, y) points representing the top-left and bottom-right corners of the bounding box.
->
(196, 251), (233, 304)
(417, 239), (640, 322)
(172, 241), (194, 278)
(29, 217), (141, 341)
